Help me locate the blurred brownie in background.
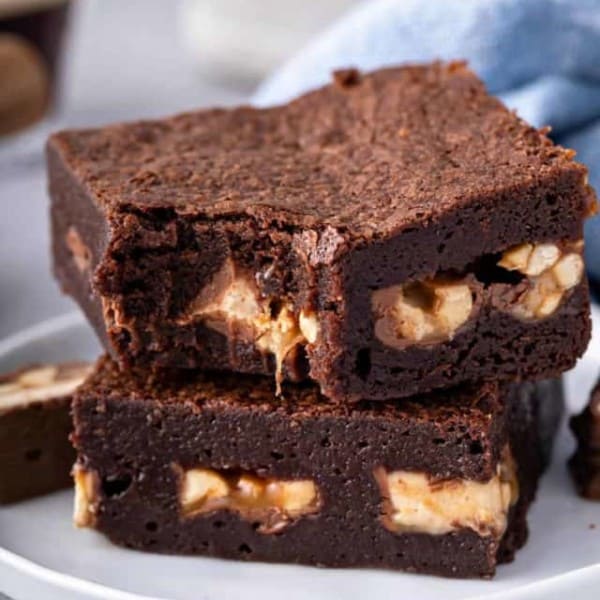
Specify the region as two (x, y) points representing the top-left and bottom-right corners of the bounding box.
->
(0, 0), (70, 136)
(0, 361), (91, 504)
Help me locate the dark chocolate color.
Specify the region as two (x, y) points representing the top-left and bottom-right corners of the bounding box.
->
(569, 378), (600, 500)
(49, 61), (594, 400)
(72, 357), (563, 577)
(0, 366), (77, 504)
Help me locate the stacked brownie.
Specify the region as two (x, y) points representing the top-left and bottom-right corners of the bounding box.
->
(47, 62), (596, 577)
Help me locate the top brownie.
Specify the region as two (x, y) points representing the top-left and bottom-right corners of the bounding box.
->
(49, 61), (595, 401)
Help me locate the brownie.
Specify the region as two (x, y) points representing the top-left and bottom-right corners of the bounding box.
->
(0, 362), (91, 504)
(569, 378), (600, 500)
(49, 61), (595, 400)
(71, 357), (563, 578)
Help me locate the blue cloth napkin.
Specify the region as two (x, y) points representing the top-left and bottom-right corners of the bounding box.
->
(253, 0), (600, 280)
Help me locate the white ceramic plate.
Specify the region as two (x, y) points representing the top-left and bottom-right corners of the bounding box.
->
(1, 311), (600, 600)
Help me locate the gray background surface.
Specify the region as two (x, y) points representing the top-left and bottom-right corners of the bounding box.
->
(0, 0), (246, 341)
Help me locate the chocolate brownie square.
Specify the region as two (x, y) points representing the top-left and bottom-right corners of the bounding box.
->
(0, 362), (91, 504)
(49, 61), (595, 400)
(71, 357), (563, 578)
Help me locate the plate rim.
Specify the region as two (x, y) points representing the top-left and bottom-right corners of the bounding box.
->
(0, 544), (161, 600)
(0, 312), (86, 357)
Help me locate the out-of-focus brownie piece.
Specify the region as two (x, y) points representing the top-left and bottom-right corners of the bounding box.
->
(569, 378), (600, 500)
(49, 61), (595, 400)
(0, 362), (91, 504)
(71, 357), (563, 578)
(0, 1), (70, 135)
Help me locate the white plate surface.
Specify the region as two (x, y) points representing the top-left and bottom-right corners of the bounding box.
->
(1, 311), (600, 600)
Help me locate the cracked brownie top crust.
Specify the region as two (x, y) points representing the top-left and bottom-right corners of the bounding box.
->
(49, 61), (595, 399)
(48, 61), (595, 239)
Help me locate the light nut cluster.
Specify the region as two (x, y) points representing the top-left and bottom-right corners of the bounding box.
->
(0, 363), (92, 413)
(0, 365), (57, 395)
(265, 479), (319, 512)
(65, 226), (92, 273)
(374, 448), (518, 537)
(498, 243), (560, 276)
(298, 310), (319, 344)
(180, 468), (319, 527)
(73, 465), (99, 528)
(373, 278), (473, 346)
(180, 259), (320, 392)
(498, 242), (584, 319)
(181, 468), (230, 510)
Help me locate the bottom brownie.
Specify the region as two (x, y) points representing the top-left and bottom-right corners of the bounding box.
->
(72, 358), (563, 578)
(0, 362), (91, 504)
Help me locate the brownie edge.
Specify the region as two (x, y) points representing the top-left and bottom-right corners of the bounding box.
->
(72, 358), (563, 578)
(49, 61), (595, 401)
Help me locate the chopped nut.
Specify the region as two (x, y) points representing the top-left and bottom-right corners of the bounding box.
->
(17, 365), (58, 387)
(266, 480), (318, 513)
(524, 244), (560, 276)
(497, 243), (532, 272)
(373, 278), (473, 347)
(375, 447), (518, 536)
(393, 299), (433, 341)
(66, 227), (92, 273)
(498, 241), (585, 320)
(432, 282), (473, 334)
(0, 363), (92, 414)
(298, 310), (319, 344)
(181, 469), (230, 514)
(236, 474), (264, 502)
(535, 291), (563, 318)
(217, 278), (262, 323)
(178, 466), (320, 532)
(551, 253), (584, 289)
(498, 242), (561, 276)
(73, 465), (99, 528)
